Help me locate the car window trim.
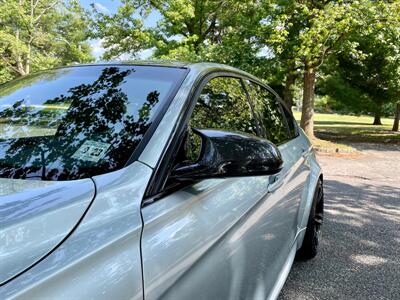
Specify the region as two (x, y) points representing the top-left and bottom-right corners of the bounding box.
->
(242, 80), (296, 144)
(244, 79), (300, 140)
(239, 79), (263, 137)
(280, 103), (300, 139)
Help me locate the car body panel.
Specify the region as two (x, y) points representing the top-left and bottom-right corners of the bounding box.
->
(140, 133), (310, 300)
(295, 129), (323, 248)
(138, 63), (321, 300)
(0, 178), (95, 285)
(0, 161), (152, 300)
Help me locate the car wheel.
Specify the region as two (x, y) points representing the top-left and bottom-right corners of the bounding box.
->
(297, 180), (324, 259)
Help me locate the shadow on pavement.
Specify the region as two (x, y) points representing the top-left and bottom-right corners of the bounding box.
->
(279, 179), (400, 300)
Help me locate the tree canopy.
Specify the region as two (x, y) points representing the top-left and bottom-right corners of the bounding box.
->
(0, 0), (93, 84)
(1, 0), (399, 134)
(322, 1), (400, 127)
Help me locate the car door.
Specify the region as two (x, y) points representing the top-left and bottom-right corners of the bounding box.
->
(243, 80), (311, 253)
(140, 75), (300, 300)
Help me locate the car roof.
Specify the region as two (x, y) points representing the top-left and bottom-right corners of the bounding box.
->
(69, 60), (265, 88)
(85, 60), (191, 68)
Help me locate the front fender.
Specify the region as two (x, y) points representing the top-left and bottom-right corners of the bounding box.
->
(0, 162), (152, 300)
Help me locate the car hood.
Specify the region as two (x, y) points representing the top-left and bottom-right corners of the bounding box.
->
(0, 178), (95, 285)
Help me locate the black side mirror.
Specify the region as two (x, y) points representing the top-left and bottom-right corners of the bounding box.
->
(171, 129), (283, 180)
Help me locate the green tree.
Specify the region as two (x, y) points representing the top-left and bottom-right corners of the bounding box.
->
(322, 1), (400, 130)
(334, 40), (399, 126)
(91, 0), (263, 62)
(262, 0), (400, 137)
(263, 1), (374, 137)
(0, 0), (93, 84)
(92, 0), (400, 136)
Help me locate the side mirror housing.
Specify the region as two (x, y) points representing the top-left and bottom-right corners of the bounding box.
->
(171, 129), (283, 180)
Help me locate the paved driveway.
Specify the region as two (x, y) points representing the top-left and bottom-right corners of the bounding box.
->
(279, 143), (400, 300)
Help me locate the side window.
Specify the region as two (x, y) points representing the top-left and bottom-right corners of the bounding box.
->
(190, 77), (258, 135)
(184, 76), (259, 162)
(245, 81), (290, 144)
(281, 105), (299, 139)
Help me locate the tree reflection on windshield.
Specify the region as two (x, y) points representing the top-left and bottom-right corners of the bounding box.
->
(0, 66), (179, 180)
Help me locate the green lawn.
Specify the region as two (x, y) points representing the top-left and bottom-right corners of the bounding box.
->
(293, 112), (400, 144)
(0, 123), (56, 138)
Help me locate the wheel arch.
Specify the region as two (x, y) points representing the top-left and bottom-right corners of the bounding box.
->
(296, 156), (323, 250)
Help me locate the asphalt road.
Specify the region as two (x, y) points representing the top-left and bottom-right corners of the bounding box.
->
(279, 143), (400, 300)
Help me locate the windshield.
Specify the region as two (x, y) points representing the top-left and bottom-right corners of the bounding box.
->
(0, 65), (186, 180)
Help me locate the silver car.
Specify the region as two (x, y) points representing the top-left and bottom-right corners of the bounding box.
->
(0, 62), (324, 300)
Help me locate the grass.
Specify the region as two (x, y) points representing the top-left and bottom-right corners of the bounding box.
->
(293, 112), (400, 151)
(0, 124), (56, 138)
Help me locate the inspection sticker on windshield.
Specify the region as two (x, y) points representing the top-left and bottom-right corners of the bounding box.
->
(72, 140), (111, 163)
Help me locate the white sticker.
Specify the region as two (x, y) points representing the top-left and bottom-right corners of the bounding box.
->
(72, 140), (111, 162)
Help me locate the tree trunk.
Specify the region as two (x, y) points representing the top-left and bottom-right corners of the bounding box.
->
(25, 43), (31, 75)
(25, 1), (34, 76)
(392, 103), (400, 131)
(282, 71), (296, 109)
(300, 65), (316, 138)
(373, 110), (382, 125)
(15, 29), (26, 76)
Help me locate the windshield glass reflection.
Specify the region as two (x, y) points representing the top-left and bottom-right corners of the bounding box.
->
(0, 66), (185, 180)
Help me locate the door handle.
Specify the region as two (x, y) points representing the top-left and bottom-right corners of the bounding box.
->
(301, 148), (309, 157)
(269, 174), (279, 184)
(268, 174), (284, 192)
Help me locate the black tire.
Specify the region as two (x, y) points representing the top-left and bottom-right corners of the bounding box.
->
(297, 180), (324, 260)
